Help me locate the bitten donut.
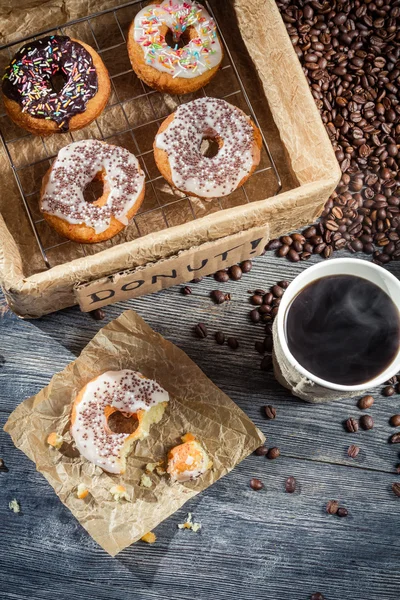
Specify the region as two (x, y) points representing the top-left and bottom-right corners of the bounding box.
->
(40, 140), (145, 244)
(2, 35), (110, 135)
(128, 0), (223, 94)
(154, 97), (262, 199)
(71, 370), (169, 474)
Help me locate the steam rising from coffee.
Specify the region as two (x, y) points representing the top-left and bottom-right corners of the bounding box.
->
(286, 275), (400, 386)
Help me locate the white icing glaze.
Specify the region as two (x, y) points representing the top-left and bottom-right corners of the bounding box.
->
(41, 140), (145, 234)
(155, 97), (257, 198)
(133, 0), (222, 79)
(71, 370), (169, 474)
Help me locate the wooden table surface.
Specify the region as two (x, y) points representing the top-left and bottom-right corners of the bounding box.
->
(1, 250), (400, 600)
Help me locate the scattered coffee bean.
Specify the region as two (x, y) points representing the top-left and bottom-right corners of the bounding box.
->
(250, 309), (261, 323)
(264, 405), (277, 420)
(326, 500), (339, 515)
(229, 265), (242, 281)
(90, 308), (105, 320)
(337, 507), (348, 518)
(285, 476), (296, 493)
(181, 285), (192, 296)
(310, 594), (325, 600)
(250, 478), (264, 491)
(194, 323), (207, 339)
(264, 336), (273, 352)
(358, 395), (374, 410)
(267, 447), (280, 460)
(390, 415), (400, 427)
(251, 294), (264, 306)
(210, 290), (227, 304)
(254, 445), (269, 456)
(383, 386), (395, 397)
(214, 270), (229, 283)
(263, 292), (274, 305)
(347, 445), (360, 459)
(396, 464), (400, 475)
(344, 417), (359, 433)
(360, 415), (374, 431)
(227, 337), (239, 350)
(278, 280), (290, 289)
(260, 355), (272, 371)
(0, 458), (8, 472)
(255, 341), (265, 354)
(271, 285), (284, 298)
(390, 433), (400, 444)
(240, 260), (252, 273)
(215, 331), (225, 345)
(392, 483), (400, 498)
(191, 277), (203, 283)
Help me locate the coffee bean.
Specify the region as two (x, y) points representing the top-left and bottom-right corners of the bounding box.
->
(181, 286), (192, 296)
(383, 385), (395, 397)
(194, 323), (207, 339)
(214, 270), (229, 283)
(326, 500), (339, 515)
(288, 248), (300, 262)
(360, 415), (374, 430)
(278, 280), (290, 289)
(251, 294), (263, 306)
(396, 464), (400, 475)
(266, 239), (281, 251)
(310, 593), (325, 600)
(191, 277), (203, 283)
(348, 445), (360, 458)
(260, 355), (272, 371)
(255, 341), (265, 354)
(240, 260), (252, 273)
(264, 405), (277, 420)
(229, 265), (242, 281)
(215, 331), (225, 345)
(250, 309), (261, 324)
(210, 290), (226, 304)
(267, 447), (280, 460)
(264, 336), (273, 352)
(259, 304), (271, 315)
(0, 458), (8, 472)
(278, 245), (290, 257)
(263, 292), (274, 305)
(358, 395), (374, 410)
(90, 308), (105, 320)
(281, 235), (293, 246)
(271, 285), (284, 297)
(337, 507), (348, 518)
(227, 337), (239, 350)
(390, 415), (400, 427)
(250, 478), (264, 491)
(389, 433), (400, 444)
(392, 483), (400, 498)
(254, 445), (269, 456)
(285, 476), (296, 493)
(344, 417), (359, 433)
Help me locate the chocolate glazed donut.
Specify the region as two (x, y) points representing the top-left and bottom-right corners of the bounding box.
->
(2, 35), (110, 135)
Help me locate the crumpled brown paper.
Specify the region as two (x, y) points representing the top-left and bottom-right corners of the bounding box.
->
(4, 309), (264, 556)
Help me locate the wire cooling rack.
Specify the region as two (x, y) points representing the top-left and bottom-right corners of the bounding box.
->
(0, 0), (282, 270)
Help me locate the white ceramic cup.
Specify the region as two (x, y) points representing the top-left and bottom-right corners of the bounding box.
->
(276, 258), (400, 393)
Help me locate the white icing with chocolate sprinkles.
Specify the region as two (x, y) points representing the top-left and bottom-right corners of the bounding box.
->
(41, 140), (145, 233)
(155, 97), (257, 198)
(71, 370), (169, 474)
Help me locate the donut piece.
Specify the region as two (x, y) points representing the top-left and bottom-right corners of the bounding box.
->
(71, 370), (169, 474)
(128, 0), (223, 94)
(167, 433), (212, 482)
(154, 97), (262, 199)
(2, 35), (110, 135)
(39, 140), (145, 244)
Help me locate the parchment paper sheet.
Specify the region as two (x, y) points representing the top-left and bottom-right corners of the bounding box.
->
(4, 309), (264, 556)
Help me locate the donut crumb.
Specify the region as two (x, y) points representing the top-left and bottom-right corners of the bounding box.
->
(9, 498), (21, 513)
(110, 484), (129, 502)
(76, 484), (89, 499)
(141, 531), (156, 544)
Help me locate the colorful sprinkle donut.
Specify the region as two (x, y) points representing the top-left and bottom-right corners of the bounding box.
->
(2, 35), (110, 135)
(154, 97), (262, 199)
(128, 0), (223, 94)
(40, 140), (145, 244)
(71, 370), (169, 474)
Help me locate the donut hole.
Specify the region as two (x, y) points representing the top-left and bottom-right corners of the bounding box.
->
(83, 174), (104, 203)
(165, 26), (194, 49)
(49, 70), (67, 94)
(108, 411), (139, 435)
(200, 136), (222, 158)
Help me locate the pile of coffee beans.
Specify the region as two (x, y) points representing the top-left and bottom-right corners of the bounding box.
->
(272, 0), (400, 264)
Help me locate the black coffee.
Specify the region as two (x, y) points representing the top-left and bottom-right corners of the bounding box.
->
(286, 274), (400, 386)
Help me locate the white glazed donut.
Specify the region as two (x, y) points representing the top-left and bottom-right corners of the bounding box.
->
(71, 370), (169, 474)
(154, 97), (262, 199)
(40, 140), (145, 243)
(128, 0), (223, 94)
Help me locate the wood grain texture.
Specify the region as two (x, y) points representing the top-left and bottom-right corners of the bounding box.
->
(1, 250), (400, 600)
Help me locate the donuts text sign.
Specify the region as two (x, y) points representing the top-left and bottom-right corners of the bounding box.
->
(74, 225), (270, 312)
